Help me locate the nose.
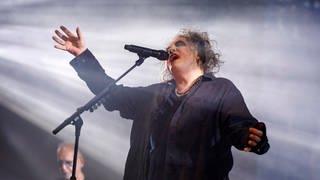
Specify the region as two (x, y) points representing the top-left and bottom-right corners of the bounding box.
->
(168, 47), (176, 54)
(61, 163), (68, 172)
(61, 162), (72, 174)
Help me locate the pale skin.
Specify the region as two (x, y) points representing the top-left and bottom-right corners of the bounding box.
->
(57, 143), (85, 180)
(166, 36), (204, 94)
(52, 26), (263, 152)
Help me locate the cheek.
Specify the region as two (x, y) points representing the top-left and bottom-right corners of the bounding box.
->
(77, 159), (84, 168)
(182, 47), (197, 58)
(61, 165), (71, 173)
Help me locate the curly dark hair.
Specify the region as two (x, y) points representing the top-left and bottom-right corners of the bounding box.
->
(163, 29), (222, 80)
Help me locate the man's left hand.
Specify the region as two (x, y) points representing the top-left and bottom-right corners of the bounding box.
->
(244, 127), (263, 152)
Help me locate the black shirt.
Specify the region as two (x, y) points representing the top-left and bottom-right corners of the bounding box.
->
(70, 49), (269, 180)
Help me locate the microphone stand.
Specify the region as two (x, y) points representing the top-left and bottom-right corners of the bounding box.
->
(52, 55), (147, 180)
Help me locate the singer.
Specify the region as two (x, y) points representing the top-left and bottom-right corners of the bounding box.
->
(52, 26), (270, 180)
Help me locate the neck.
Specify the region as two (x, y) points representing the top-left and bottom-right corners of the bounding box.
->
(173, 68), (204, 94)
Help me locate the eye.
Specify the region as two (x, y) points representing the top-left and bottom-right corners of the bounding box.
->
(166, 40), (187, 53)
(175, 41), (186, 47)
(65, 160), (73, 166)
(57, 160), (73, 166)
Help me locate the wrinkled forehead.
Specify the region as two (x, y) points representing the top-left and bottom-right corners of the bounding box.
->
(57, 147), (74, 160)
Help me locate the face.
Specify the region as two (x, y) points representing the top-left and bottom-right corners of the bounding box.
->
(57, 147), (83, 180)
(166, 36), (200, 75)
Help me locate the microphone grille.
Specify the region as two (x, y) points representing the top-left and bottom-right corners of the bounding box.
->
(158, 50), (169, 60)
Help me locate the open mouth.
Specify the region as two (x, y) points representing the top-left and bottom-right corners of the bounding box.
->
(169, 54), (179, 61)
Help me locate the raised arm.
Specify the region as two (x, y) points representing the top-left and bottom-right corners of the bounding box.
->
(52, 25), (86, 56)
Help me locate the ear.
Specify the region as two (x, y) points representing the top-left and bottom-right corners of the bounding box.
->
(78, 158), (84, 168)
(191, 48), (199, 62)
(195, 51), (201, 65)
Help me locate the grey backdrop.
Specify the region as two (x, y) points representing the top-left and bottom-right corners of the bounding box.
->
(0, 0), (319, 179)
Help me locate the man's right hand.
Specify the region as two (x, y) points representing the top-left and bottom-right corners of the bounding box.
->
(52, 25), (86, 56)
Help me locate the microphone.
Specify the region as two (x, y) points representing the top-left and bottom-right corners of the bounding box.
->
(124, 44), (169, 60)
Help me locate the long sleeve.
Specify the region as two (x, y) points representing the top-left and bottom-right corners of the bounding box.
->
(219, 79), (269, 154)
(69, 49), (157, 121)
(70, 49), (112, 94)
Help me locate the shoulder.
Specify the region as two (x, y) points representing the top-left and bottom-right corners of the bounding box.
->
(131, 81), (170, 98)
(200, 75), (244, 100)
(203, 74), (237, 90)
(145, 79), (173, 90)
(215, 77), (238, 90)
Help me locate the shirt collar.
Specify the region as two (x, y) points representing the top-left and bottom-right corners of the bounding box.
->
(202, 72), (216, 81)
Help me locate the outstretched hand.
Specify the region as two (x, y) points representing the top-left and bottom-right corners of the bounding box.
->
(52, 25), (86, 56)
(244, 127), (263, 152)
